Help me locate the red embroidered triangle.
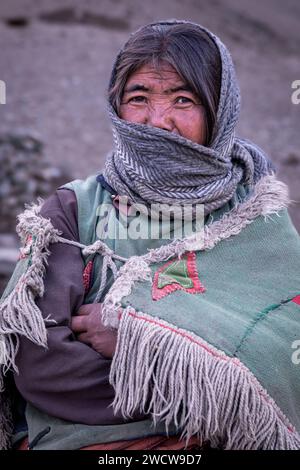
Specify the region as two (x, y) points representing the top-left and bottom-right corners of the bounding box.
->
(152, 251), (206, 301)
(292, 295), (300, 305)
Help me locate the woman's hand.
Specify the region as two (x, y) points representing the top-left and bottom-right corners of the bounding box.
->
(71, 303), (117, 359)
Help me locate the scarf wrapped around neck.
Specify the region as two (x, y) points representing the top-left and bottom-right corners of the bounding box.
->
(104, 20), (274, 215)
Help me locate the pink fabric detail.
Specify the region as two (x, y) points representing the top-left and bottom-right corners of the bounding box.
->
(18, 234), (33, 260)
(80, 434), (203, 450)
(152, 251), (206, 301)
(112, 195), (133, 216)
(292, 295), (300, 305)
(83, 260), (93, 293)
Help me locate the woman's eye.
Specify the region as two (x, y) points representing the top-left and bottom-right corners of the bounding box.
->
(176, 96), (193, 105)
(128, 96), (147, 103)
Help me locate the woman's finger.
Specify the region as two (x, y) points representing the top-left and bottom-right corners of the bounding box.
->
(71, 315), (87, 333)
(77, 304), (94, 316)
(77, 303), (102, 316)
(77, 332), (91, 345)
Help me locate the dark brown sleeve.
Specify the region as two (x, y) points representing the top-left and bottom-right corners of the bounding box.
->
(13, 188), (143, 425)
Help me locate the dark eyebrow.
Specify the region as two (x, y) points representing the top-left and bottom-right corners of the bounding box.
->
(123, 84), (194, 94)
(168, 85), (194, 94)
(124, 84), (149, 93)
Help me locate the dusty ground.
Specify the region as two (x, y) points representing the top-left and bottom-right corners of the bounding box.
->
(0, 0), (299, 229)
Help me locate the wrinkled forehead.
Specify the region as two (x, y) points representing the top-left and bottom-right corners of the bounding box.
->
(123, 62), (187, 91)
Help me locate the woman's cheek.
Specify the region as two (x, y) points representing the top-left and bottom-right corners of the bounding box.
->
(119, 106), (145, 123)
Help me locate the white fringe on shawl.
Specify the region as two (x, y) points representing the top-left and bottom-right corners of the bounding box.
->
(0, 201), (61, 449)
(110, 307), (300, 449)
(0, 201), (61, 382)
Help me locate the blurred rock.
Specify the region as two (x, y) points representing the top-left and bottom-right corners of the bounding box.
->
(0, 233), (19, 294)
(4, 16), (30, 28)
(0, 247), (19, 275)
(282, 153), (300, 166)
(38, 7), (130, 30)
(0, 133), (70, 233)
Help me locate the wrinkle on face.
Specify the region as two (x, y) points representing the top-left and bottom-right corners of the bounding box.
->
(119, 62), (206, 145)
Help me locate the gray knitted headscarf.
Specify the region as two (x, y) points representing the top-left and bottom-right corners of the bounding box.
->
(104, 19), (274, 215)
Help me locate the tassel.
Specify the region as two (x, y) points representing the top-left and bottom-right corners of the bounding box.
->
(0, 201), (62, 449)
(0, 201), (61, 375)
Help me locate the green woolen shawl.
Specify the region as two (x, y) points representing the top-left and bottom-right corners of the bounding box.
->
(68, 173), (300, 449)
(1, 173), (300, 450)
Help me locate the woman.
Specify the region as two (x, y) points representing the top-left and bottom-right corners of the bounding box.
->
(1, 20), (300, 450)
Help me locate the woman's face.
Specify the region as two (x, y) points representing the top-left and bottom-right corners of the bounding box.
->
(119, 62), (206, 145)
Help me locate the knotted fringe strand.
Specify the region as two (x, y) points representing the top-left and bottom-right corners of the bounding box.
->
(0, 388), (13, 450)
(0, 201), (63, 449)
(0, 201), (61, 378)
(110, 308), (300, 450)
(102, 256), (152, 329)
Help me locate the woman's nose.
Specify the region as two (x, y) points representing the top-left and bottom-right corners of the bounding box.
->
(145, 105), (173, 132)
